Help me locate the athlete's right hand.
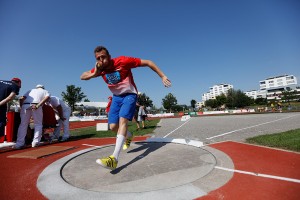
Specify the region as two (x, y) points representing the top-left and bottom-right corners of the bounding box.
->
(96, 61), (103, 68)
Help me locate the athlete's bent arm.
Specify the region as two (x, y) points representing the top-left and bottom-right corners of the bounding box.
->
(140, 59), (171, 87)
(80, 64), (101, 80)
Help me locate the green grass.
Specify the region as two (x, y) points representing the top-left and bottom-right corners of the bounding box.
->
(246, 129), (300, 152)
(69, 119), (160, 140)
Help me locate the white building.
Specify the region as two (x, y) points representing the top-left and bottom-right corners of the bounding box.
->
(259, 75), (298, 100)
(196, 101), (205, 108)
(244, 90), (267, 99)
(244, 90), (258, 99)
(202, 84), (233, 101)
(74, 101), (108, 115)
(259, 74), (297, 90)
(198, 83), (233, 107)
(75, 102), (108, 108)
(200, 74), (298, 105)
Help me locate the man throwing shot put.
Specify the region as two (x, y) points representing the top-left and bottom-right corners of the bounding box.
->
(80, 46), (171, 170)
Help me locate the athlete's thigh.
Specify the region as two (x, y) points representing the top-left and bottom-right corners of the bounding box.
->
(119, 94), (137, 120)
(108, 96), (122, 124)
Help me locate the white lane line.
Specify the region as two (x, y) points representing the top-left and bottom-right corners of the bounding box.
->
(206, 114), (299, 140)
(146, 137), (204, 147)
(215, 166), (300, 184)
(163, 118), (192, 138)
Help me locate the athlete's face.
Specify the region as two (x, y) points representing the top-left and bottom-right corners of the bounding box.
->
(95, 50), (110, 69)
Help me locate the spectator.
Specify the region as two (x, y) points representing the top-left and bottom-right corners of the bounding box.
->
(0, 78), (21, 140)
(138, 105), (147, 129)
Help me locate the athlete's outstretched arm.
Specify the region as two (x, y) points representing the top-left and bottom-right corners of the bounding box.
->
(140, 59), (171, 87)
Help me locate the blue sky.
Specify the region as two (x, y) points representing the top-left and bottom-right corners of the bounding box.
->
(1, 0), (299, 107)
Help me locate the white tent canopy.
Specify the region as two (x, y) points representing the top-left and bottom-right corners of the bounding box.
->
(75, 102), (108, 108)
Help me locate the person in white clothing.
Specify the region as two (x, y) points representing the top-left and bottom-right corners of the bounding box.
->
(47, 96), (71, 142)
(137, 105), (146, 129)
(14, 84), (50, 148)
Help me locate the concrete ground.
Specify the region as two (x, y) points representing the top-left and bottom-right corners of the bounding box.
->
(37, 139), (234, 200)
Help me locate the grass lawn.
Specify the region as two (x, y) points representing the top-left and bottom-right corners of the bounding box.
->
(246, 128), (300, 152)
(69, 119), (160, 139)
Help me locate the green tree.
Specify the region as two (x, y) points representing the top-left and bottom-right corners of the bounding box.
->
(172, 104), (185, 112)
(235, 90), (253, 108)
(205, 99), (218, 108)
(226, 89), (235, 108)
(162, 93), (177, 112)
(225, 89), (253, 108)
(281, 90), (299, 102)
(190, 99), (197, 111)
(137, 93), (153, 107)
(255, 97), (267, 105)
(61, 85), (86, 112)
(216, 94), (227, 108)
(205, 94), (227, 109)
(84, 98), (90, 102)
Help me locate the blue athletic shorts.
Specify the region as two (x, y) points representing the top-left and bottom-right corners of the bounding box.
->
(108, 93), (137, 124)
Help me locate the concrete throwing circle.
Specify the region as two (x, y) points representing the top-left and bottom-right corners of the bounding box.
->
(37, 139), (234, 200)
(62, 142), (216, 193)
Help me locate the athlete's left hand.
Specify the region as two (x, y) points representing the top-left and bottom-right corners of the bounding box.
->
(162, 76), (171, 87)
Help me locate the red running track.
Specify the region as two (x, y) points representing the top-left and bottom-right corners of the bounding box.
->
(197, 141), (300, 200)
(0, 136), (147, 200)
(0, 139), (299, 199)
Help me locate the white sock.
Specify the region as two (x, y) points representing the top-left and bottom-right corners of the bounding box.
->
(112, 134), (125, 161)
(126, 131), (132, 138)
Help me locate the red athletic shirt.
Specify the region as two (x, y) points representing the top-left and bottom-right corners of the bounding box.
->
(91, 56), (141, 95)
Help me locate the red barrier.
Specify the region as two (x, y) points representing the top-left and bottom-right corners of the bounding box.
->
(5, 111), (20, 142)
(42, 105), (57, 127)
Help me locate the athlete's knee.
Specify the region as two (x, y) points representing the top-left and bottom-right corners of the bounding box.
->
(110, 124), (118, 132)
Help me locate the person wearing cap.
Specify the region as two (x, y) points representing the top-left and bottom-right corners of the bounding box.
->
(0, 78), (22, 139)
(46, 96), (71, 142)
(14, 84), (50, 148)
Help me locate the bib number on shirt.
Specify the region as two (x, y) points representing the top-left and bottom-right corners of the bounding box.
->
(105, 71), (121, 84)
